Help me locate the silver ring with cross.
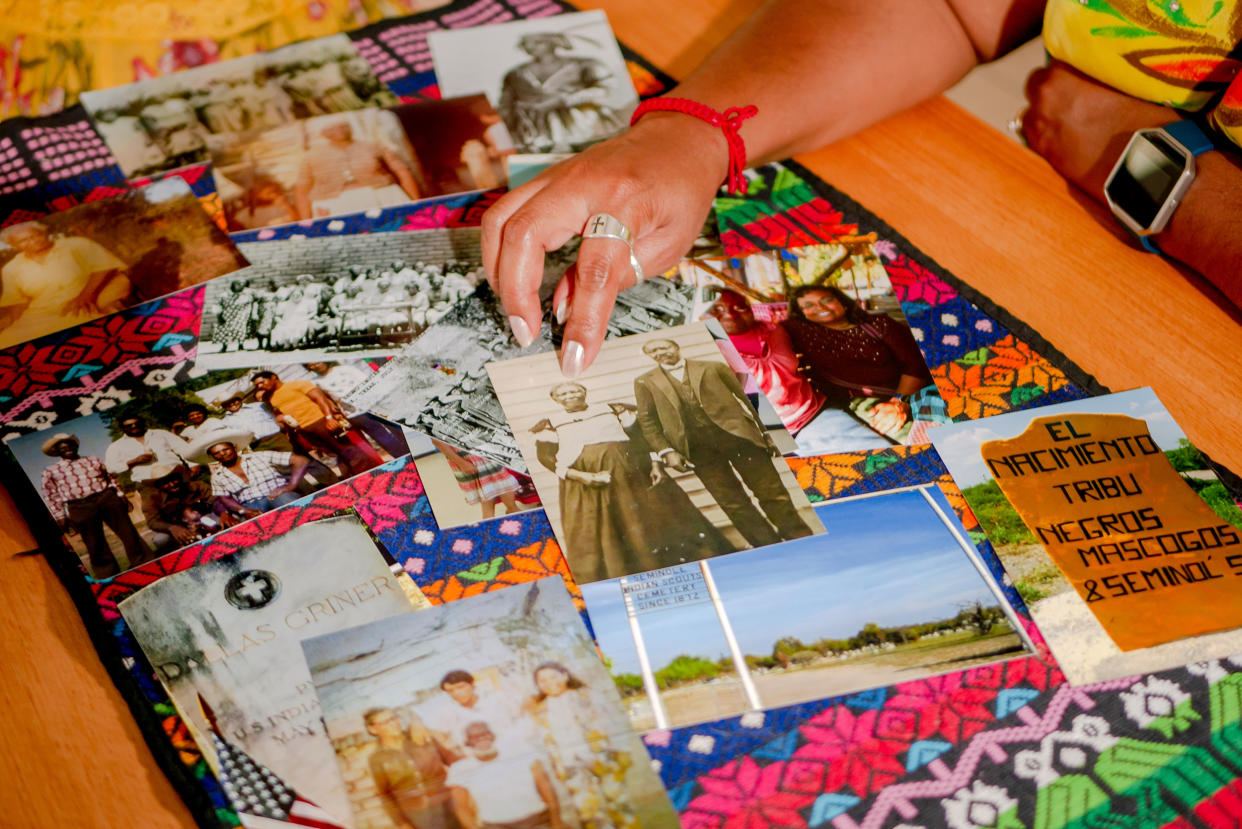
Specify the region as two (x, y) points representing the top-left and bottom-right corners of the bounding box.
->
(582, 213), (643, 283)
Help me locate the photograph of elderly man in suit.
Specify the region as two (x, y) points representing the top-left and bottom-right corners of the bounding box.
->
(634, 337), (815, 549)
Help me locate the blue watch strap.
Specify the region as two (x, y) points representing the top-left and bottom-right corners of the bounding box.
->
(1139, 234), (1162, 254)
(1163, 119), (1214, 156)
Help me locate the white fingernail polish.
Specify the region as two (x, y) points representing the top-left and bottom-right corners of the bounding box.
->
(562, 340), (585, 378)
(554, 298), (568, 325)
(508, 315), (534, 348)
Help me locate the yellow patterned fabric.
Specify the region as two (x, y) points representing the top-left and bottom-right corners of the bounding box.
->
(1044, 0), (1242, 146)
(0, 0), (445, 118)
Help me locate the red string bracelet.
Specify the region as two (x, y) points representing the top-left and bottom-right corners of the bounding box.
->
(630, 97), (759, 195)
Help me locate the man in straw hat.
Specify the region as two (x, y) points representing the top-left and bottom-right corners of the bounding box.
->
(188, 429), (310, 520)
(39, 433), (151, 578)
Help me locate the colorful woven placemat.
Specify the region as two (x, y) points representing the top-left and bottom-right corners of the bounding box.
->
(3, 2), (1241, 827)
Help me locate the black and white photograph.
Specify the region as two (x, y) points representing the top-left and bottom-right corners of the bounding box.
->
(347, 276), (699, 472)
(211, 96), (512, 231)
(303, 577), (679, 829)
(427, 10), (638, 154)
(487, 322), (825, 585)
(7, 362), (409, 579)
(80, 34), (397, 177)
(196, 228), (485, 370)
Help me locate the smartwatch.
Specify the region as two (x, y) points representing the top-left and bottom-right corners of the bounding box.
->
(1104, 119), (1214, 253)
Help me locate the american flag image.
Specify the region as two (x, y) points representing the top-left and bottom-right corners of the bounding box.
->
(200, 695), (347, 829)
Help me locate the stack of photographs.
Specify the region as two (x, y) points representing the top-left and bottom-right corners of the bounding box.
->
(12, 8), (1242, 829)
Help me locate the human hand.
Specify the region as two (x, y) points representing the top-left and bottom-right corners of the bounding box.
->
(1020, 60), (1173, 204)
(169, 525), (195, 545)
(662, 450), (693, 473)
(129, 452), (156, 467)
(649, 462), (669, 486)
(868, 399), (910, 436)
(61, 291), (100, 317)
(482, 114), (729, 376)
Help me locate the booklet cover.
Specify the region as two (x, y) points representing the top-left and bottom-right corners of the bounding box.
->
(119, 513), (427, 826)
(930, 388), (1242, 683)
(303, 576), (679, 829)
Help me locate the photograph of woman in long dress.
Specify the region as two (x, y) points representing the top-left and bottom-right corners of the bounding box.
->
(427, 10), (638, 155)
(532, 381), (730, 583)
(498, 32), (625, 153)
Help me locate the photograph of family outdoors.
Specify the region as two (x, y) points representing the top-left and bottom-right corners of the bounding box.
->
(304, 578), (679, 829)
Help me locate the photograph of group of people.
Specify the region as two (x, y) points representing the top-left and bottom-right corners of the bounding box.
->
(687, 241), (949, 455)
(198, 228), (485, 368)
(80, 34), (397, 177)
(428, 11), (638, 154)
(489, 324), (825, 584)
(0, 178), (248, 348)
(10, 361), (408, 578)
(305, 578), (679, 829)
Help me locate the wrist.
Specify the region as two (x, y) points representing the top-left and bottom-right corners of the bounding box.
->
(627, 109), (732, 191)
(1158, 149), (1242, 305)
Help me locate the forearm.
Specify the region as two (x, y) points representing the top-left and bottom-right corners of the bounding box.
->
(657, 0), (1034, 166)
(1159, 150), (1242, 309)
(215, 495), (249, 514)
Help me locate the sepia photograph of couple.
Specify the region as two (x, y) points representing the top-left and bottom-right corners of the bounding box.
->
(489, 323), (825, 585)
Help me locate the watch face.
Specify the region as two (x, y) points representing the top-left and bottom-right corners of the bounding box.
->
(1106, 132), (1188, 230)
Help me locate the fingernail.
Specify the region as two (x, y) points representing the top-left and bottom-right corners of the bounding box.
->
(562, 340), (586, 378)
(508, 315), (534, 348)
(554, 298), (568, 325)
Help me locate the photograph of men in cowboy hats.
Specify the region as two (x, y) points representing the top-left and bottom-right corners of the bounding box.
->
(7, 363), (408, 578)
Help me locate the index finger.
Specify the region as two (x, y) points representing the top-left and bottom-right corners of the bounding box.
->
(486, 184), (583, 347)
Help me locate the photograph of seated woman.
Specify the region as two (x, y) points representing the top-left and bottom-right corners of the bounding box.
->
(781, 284), (935, 450)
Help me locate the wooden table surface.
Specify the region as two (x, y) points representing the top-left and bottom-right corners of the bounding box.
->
(2, 1), (1239, 826)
